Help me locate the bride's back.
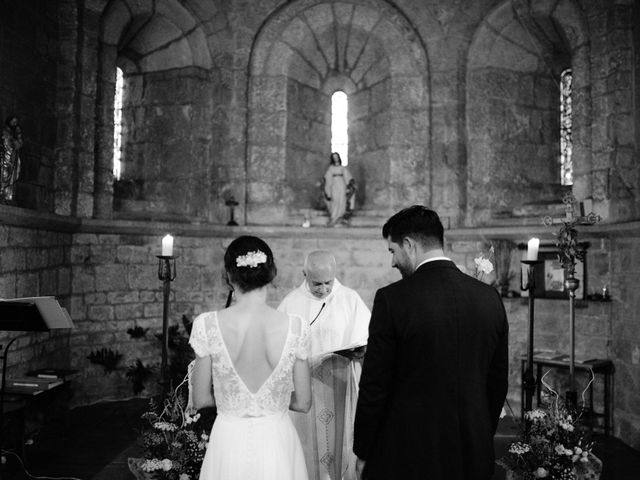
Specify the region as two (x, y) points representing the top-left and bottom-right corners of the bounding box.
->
(217, 305), (290, 394)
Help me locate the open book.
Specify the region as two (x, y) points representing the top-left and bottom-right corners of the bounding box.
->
(313, 340), (367, 359)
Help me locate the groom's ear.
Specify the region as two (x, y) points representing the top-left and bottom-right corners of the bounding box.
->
(402, 236), (414, 251)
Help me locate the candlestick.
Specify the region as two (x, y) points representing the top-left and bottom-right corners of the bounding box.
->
(157, 254), (177, 401)
(520, 259), (543, 416)
(526, 237), (539, 261)
(161, 234), (174, 256)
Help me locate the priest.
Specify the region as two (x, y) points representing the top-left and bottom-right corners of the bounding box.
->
(278, 250), (370, 480)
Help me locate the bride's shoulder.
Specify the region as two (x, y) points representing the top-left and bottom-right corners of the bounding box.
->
(285, 312), (307, 337)
(192, 311), (218, 331)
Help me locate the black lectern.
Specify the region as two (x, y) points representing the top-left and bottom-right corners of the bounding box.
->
(0, 297), (74, 475)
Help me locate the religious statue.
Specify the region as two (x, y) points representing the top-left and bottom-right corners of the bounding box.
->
(1, 115), (23, 204)
(321, 152), (356, 226)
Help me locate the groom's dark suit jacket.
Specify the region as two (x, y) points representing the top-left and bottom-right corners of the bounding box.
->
(354, 260), (509, 480)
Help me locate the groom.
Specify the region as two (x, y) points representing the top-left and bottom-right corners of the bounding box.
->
(353, 206), (509, 480)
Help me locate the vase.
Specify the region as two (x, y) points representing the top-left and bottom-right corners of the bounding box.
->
(128, 457), (155, 480)
(504, 453), (602, 480)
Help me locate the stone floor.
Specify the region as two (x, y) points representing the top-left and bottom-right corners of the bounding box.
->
(2, 398), (640, 479)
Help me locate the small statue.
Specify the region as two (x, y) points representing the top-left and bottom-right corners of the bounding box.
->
(321, 152), (356, 226)
(1, 115), (23, 204)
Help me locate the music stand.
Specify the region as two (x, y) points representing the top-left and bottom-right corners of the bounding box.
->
(0, 297), (74, 472)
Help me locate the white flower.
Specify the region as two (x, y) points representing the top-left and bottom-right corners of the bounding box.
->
(141, 459), (164, 472)
(555, 444), (567, 455)
(574, 447), (583, 455)
(559, 421), (575, 432)
(580, 456), (590, 463)
(179, 474), (191, 480)
(525, 409), (546, 422)
(153, 421), (178, 432)
(474, 257), (494, 275)
(184, 412), (200, 425)
(534, 467), (549, 478)
(161, 458), (173, 471)
(509, 442), (531, 455)
(236, 250), (267, 268)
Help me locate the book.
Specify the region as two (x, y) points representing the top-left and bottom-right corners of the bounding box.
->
(7, 377), (64, 390)
(314, 341), (367, 359)
(26, 368), (78, 380)
(3, 385), (45, 395)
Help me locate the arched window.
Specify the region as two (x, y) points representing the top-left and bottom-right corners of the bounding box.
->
(560, 68), (572, 186)
(113, 67), (124, 180)
(331, 91), (348, 165)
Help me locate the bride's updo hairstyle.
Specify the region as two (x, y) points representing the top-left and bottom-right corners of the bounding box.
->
(224, 235), (277, 293)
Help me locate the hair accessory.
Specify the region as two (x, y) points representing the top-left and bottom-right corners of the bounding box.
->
(236, 250), (267, 268)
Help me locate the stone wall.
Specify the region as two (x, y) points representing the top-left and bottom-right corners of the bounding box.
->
(285, 79), (330, 214)
(610, 234), (640, 448)
(0, 208), (74, 378)
(115, 68), (214, 222)
(0, 0), (58, 211)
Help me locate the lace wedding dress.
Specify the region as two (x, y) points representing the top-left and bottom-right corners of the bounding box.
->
(189, 311), (310, 480)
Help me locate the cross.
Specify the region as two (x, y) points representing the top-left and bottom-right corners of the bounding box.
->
(542, 192), (601, 227)
(542, 191), (601, 409)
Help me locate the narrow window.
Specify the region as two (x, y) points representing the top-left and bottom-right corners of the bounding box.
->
(560, 68), (572, 186)
(113, 67), (124, 180)
(331, 91), (348, 165)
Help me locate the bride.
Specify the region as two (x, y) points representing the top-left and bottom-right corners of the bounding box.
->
(189, 235), (311, 480)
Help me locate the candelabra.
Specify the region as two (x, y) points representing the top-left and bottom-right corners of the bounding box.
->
(157, 254), (177, 400)
(225, 196), (239, 226)
(520, 259), (543, 414)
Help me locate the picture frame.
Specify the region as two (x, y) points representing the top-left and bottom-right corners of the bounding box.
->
(521, 245), (587, 300)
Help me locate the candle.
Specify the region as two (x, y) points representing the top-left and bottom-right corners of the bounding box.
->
(526, 237), (539, 261)
(161, 234), (174, 257)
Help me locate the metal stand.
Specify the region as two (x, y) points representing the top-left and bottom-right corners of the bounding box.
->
(157, 255), (177, 400)
(0, 337), (19, 475)
(565, 270), (579, 408)
(520, 259), (542, 414)
(225, 197), (239, 226)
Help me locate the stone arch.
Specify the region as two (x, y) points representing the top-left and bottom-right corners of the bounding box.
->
(246, 0), (430, 225)
(465, 0), (591, 225)
(93, 0), (215, 220)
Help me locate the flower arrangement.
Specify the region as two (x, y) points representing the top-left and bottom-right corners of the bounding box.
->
(498, 388), (601, 480)
(474, 245), (495, 281)
(131, 369), (213, 480)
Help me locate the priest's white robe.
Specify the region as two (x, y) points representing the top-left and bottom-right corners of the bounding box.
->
(278, 279), (370, 480)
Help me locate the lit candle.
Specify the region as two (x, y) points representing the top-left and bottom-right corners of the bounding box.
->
(526, 237), (539, 261)
(161, 234), (174, 257)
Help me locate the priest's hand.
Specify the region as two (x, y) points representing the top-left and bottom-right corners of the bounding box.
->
(356, 457), (366, 480)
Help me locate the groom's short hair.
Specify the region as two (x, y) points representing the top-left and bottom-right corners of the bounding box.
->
(382, 205), (444, 249)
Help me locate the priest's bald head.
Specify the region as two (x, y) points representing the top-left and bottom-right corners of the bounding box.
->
(303, 250), (337, 299)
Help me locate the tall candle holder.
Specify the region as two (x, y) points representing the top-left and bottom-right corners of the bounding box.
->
(157, 254), (177, 400)
(520, 259), (543, 414)
(225, 196), (239, 226)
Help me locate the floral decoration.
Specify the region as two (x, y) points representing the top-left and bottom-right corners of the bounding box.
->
(498, 387), (601, 480)
(555, 222), (584, 277)
(236, 250), (267, 268)
(136, 372), (211, 480)
(474, 245), (495, 281)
